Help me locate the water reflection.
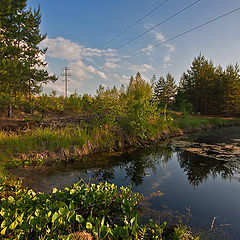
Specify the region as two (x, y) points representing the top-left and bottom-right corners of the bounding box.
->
(86, 146), (174, 186)
(84, 145), (240, 188)
(177, 150), (238, 187)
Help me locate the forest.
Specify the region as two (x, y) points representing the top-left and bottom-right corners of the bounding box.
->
(1, 1), (240, 240)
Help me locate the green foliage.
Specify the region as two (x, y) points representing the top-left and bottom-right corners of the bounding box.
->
(0, 0), (57, 117)
(120, 100), (158, 139)
(176, 54), (240, 115)
(127, 72), (153, 102)
(0, 180), (198, 240)
(154, 73), (177, 108)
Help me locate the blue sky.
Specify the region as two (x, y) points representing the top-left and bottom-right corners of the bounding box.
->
(27, 0), (240, 96)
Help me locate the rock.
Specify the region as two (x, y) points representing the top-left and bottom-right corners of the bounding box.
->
(70, 231), (92, 240)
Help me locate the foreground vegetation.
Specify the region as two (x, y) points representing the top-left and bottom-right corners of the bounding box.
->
(0, 178), (199, 240)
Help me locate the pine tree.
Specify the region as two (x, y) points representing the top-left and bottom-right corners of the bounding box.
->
(0, 0), (57, 116)
(154, 73), (177, 107)
(154, 76), (165, 105)
(222, 64), (240, 115)
(178, 54), (216, 114)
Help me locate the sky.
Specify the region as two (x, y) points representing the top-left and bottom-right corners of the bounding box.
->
(27, 0), (240, 96)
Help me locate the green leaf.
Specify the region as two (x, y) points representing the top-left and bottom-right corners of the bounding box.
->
(52, 212), (59, 223)
(0, 210), (5, 217)
(76, 214), (84, 224)
(130, 217), (136, 225)
(9, 220), (18, 230)
(58, 207), (67, 215)
(69, 201), (74, 210)
(0, 227), (7, 235)
(35, 209), (40, 217)
(17, 213), (24, 223)
(8, 196), (15, 204)
(1, 220), (6, 228)
(47, 211), (52, 218)
(86, 222), (92, 230)
(70, 189), (76, 195)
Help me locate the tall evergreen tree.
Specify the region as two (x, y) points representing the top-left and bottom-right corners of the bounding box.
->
(154, 73), (177, 107)
(222, 64), (240, 115)
(0, 0), (57, 116)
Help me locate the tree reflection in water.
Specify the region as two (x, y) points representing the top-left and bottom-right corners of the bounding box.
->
(86, 146), (174, 186)
(176, 150), (239, 187)
(84, 144), (240, 187)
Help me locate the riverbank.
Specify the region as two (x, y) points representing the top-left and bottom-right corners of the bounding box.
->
(0, 115), (240, 173)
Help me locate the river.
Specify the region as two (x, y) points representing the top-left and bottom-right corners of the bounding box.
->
(10, 127), (240, 239)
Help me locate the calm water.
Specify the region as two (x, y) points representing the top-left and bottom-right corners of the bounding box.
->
(11, 127), (240, 239)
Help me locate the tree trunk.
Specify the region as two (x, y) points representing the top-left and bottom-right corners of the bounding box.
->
(8, 103), (12, 118)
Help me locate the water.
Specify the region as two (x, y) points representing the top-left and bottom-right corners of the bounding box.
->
(10, 127), (240, 239)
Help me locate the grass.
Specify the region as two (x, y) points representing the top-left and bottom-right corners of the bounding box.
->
(0, 127), (88, 162)
(173, 115), (240, 130)
(0, 115), (239, 167)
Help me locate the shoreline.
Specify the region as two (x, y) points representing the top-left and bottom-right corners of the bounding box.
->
(1, 116), (240, 171)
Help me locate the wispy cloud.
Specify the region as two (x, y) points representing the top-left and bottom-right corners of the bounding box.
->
(128, 63), (154, 73)
(114, 73), (129, 84)
(153, 31), (175, 53)
(40, 37), (117, 61)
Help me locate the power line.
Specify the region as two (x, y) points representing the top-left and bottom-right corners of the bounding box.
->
(116, 0), (201, 50)
(101, 6), (240, 69)
(99, 0), (170, 49)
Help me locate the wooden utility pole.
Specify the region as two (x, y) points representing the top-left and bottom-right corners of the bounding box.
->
(62, 67), (71, 98)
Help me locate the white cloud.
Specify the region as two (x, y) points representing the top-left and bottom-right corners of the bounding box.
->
(155, 32), (166, 42)
(141, 44), (154, 56)
(41, 37), (111, 88)
(128, 63), (154, 73)
(162, 63), (173, 69)
(40, 37), (116, 62)
(114, 73), (129, 84)
(69, 60), (107, 81)
(165, 43), (175, 52)
(164, 55), (171, 63)
(153, 31), (175, 53)
(104, 58), (121, 69)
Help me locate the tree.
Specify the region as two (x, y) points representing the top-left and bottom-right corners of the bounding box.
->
(154, 73), (177, 108)
(127, 72), (152, 102)
(222, 64), (240, 115)
(0, 0), (57, 117)
(177, 54), (216, 114)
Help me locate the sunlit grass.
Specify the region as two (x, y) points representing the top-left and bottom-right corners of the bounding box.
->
(0, 127), (88, 162)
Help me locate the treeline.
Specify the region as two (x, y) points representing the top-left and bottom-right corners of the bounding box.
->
(1, 2), (240, 118)
(175, 54), (240, 116)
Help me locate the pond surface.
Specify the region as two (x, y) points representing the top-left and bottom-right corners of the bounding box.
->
(10, 127), (240, 239)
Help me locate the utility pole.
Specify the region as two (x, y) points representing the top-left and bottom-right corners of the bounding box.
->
(62, 67), (71, 98)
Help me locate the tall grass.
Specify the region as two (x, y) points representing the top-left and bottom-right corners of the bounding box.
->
(0, 127), (88, 162)
(173, 116), (240, 130)
(0, 116), (239, 164)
